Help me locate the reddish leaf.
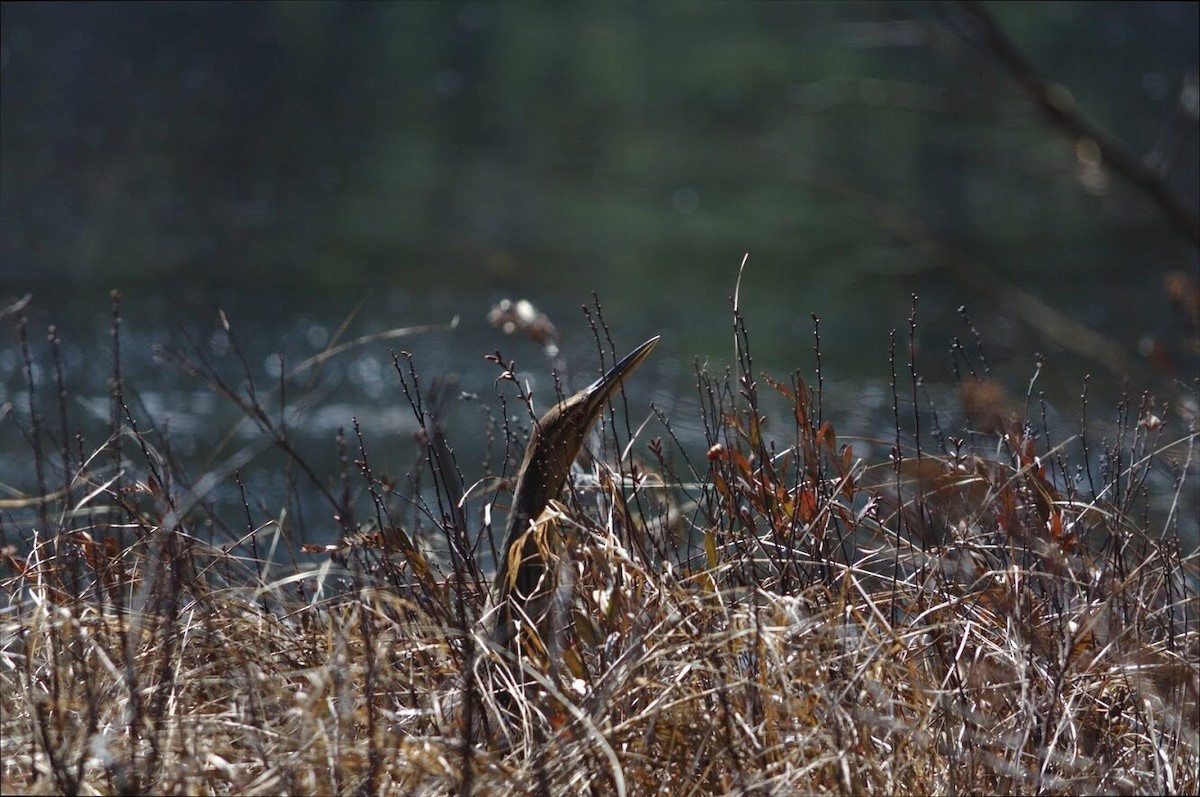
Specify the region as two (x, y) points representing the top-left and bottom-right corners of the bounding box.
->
(1048, 510), (1064, 540)
(798, 485), (818, 524)
(816, 420), (836, 452)
(840, 473), (855, 500)
(762, 372), (794, 402)
(712, 470), (732, 501)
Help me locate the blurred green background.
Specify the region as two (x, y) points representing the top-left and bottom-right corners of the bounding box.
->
(1, 1), (1197, 481)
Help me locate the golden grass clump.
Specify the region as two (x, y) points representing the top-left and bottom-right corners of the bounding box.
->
(2, 296), (1197, 795)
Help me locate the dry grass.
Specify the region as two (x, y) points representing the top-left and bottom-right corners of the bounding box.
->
(2, 295), (1197, 795)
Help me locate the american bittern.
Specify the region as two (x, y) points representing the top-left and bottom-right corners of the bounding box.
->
(488, 335), (659, 648)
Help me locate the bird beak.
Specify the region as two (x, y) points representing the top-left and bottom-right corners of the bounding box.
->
(578, 335), (660, 418)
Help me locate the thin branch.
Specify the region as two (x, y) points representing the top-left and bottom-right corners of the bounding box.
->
(955, 0), (1200, 246)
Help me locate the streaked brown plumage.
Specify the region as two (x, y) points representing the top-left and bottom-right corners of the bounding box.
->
(488, 335), (659, 647)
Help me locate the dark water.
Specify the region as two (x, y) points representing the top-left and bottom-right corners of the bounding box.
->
(4, 283), (1195, 557)
(2, 3), (1196, 551)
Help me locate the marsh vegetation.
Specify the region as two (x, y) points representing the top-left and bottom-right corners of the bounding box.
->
(2, 292), (1196, 795)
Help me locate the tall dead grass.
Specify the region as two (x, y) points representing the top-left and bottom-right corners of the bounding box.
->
(2, 294), (1197, 795)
